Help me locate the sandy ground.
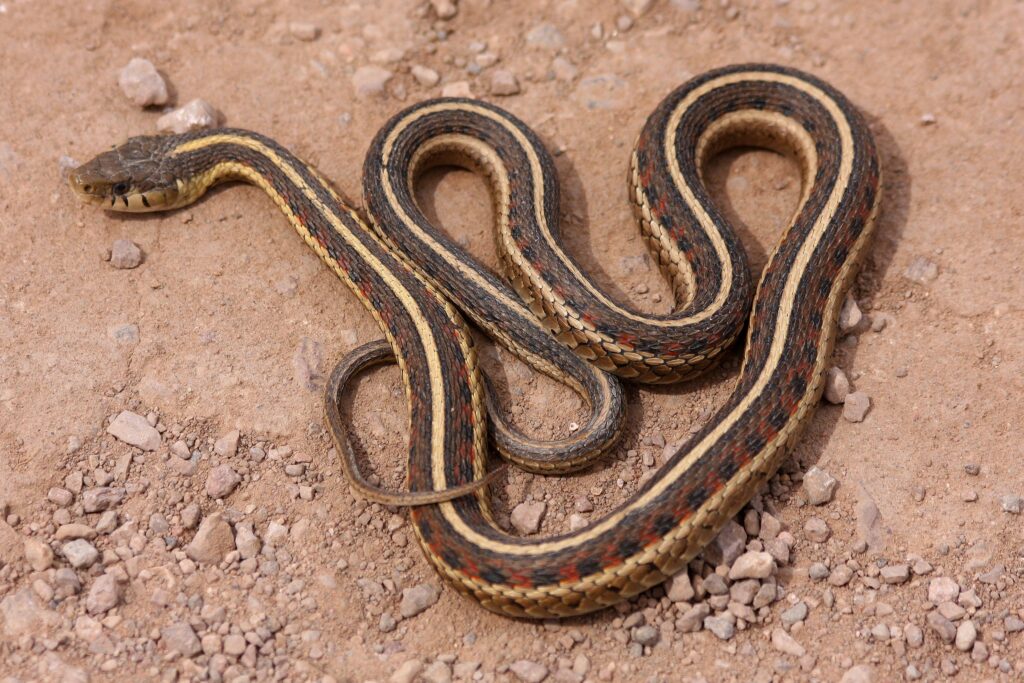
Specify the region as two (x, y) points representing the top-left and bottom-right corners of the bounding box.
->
(1, 0), (1024, 681)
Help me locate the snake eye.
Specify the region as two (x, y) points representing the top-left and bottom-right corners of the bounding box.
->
(113, 182), (129, 195)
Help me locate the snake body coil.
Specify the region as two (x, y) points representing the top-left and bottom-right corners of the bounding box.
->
(70, 64), (880, 618)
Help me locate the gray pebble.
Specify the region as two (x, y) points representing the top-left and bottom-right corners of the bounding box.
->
(510, 660), (548, 683)
(62, 539), (99, 568)
(1000, 494), (1022, 514)
(525, 23), (565, 49)
(118, 58), (168, 107)
(703, 615), (735, 640)
(780, 602), (808, 627)
(400, 583), (439, 618)
(110, 239), (143, 269)
(510, 501), (546, 535)
(161, 621), (202, 658)
(86, 574), (122, 615)
(803, 466), (838, 505)
(842, 391), (870, 422)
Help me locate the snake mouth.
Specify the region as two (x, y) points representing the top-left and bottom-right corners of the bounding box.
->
(69, 168), (177, 212)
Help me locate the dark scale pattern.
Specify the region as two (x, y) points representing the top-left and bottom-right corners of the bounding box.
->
(371, 95), (752, 373)
(364, 109), (627, 471)
(395, 65), (880, 609)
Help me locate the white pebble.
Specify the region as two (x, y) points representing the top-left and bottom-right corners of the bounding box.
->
(118, 58), (168, 107)
(843, 391), (870, 422)
(156, 99), (222, 135)
(352, 66), (393, 97)
(823, 366), (850, 404)
(489, 69), (521, 96)
(411, 65), (440, 87)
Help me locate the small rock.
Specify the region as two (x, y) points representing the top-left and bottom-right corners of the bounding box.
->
(234, 522), (261, 559)
(729, 551), (774, 580)
(352, 66), (393, 96)
(214, 430), (239, 456)
(904, 256), (938, 283)
(400, 583), (440, 618)
(411, 65), (440, 87)
(665, 572), (694, 602)
(490, 69), (520, 96)
(780, 602), (808, 627)
(905, 624), (924, 647)
(823, 367), (850, 404)
(771, 628), (805, 657)
(927, 610), (956, 643)
(730, 579), (760, 605)
(843, 391), (870, 423)
(828, 565), (854, 587)
(804, 517), (831, 543)
(510, 660), (548, 683)
(223, 633), (246, 656)
(703, 573), (728, 595)
(551, 57), (579, 81)
(525, 23), (565, 49)
(928, 577), (960, 604)
(181, 503), (201, 530)
(109, 238), (144, 268)
(53, 568), (82, 598)
(803, 466), (838, 505)
(1000, 494), (1022, 514)
(703, 519), (746, 565)
(288, 21), (320, 41)
(632, 625), (659, 646)
(880, 564), (910, 584)
(62, 539), (99, 568)
(107, 410), (159, 450)
(24, 538), (54, 571)
(47, 487), (74, 507)
(955, 620), (977, 651)
(838, 294), (863, 333)
(511, 501), (546, 534)
(808, 562), (830, 581)
(621, 0), (654, 16)
(378, 612), (397, 633)
(201, 633), (222, 655)
(703, 615), (735, 640)
(186, 512), (234, 564)
(86, 574), (122, 614)
(677, 602), (710, 631)
(95, 511), (118, 534)
(390, 659), (424, 683)
(156, 99), (222, 134)
(118, 58), (168, 107)
(855, 484), (887, 551)
(162, 621), (202, 658)
(205, 464), (241, 499)
(840, 665), (874, 683)
(429, 0), (458, 19)
(441, 81), (473, 98)
(264, 521), (289, 546)
(422, 660), (452, 683)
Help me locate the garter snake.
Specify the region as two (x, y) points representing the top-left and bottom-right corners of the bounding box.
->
(70, 64), (881, 618)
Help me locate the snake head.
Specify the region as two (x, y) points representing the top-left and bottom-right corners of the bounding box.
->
(69, 134), (184, 212)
